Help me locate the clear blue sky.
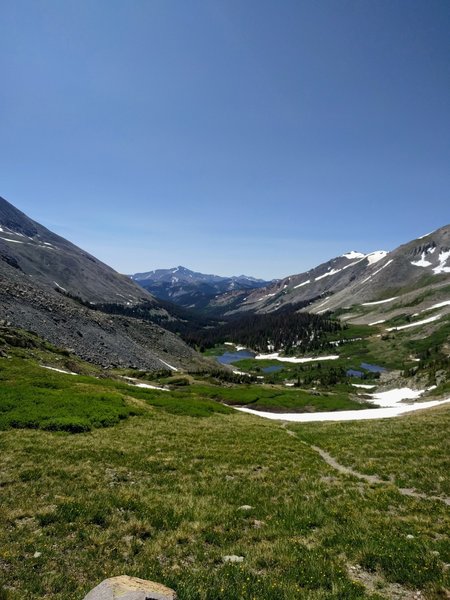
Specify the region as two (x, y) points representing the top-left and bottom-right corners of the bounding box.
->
(1, 0), (449, 279)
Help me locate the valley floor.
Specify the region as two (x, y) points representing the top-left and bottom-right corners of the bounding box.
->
(0, 399), (449, 599)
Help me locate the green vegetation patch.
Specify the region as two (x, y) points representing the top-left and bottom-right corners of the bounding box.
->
(0, 359), (141, 433)
(190, 384), (371, 413)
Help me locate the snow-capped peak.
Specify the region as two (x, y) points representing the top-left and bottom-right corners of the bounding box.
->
(342, 251), (366, 260)
(366, 250), (388, 265)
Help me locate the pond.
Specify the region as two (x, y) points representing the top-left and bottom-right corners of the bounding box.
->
(360, 362), (387, 373)
(347, 369), (364, 378)
(262, 365), (284, 374)
(216, 350), (256, 365)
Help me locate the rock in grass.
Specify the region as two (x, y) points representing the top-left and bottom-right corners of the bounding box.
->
(238, 505), (253, 511)
(223, 555), (244, 563)
(83, 575), (177, 600)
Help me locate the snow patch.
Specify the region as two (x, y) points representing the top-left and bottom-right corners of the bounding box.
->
(368, 387), (423, 407)
(294, 279), (310, 289)
(370, 259), (394, 279)
(366, 251), (388, 265)
(315, 268), (341, 281)
(233, 387), (450, 423)
(132, 382), (169, 391)
(422, 300), (450, 311)
(158, 359), (179, 372)
(362, 297), (398, 306)
(386, 314), (442, 331)
(255, 353), (339, 364)
(233, 370), (251, 377)
(0, 237), (24, 244)
(343, 251), (366, 259)
(433, 250), (450, 274)
(40, 365), (78, 375)
(53, 281), (67, 292)
(411, 252), (432, 268)
(123, 376), (168, 391)
(352, 384), (376, 389)
(257, 292), (277, 301)
(359, 259), (393, 285)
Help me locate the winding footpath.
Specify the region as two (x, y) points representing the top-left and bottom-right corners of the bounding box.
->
(282, 424), (450, 507)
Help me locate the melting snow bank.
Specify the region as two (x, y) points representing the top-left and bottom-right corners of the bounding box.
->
(368, 388), (423, 407)
(254, 353), (339, 364)
(386, 314), (442, 331)
(352, 384), (376, 389)
(40, 365), (78, 375)
(122, 376), (169, 392)
(158, 359), (179, 372)
(224, 342), (247, 351)
(362, 297), (398, 306)
(232, 369), (251, 377)
(233, 387), (450, 422)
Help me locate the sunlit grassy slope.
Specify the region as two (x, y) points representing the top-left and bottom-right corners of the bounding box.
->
(0, 326), (449, 599)
(0, 355), (448, 598)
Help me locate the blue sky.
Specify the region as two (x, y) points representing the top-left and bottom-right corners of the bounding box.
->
(1, 0), (449, 279)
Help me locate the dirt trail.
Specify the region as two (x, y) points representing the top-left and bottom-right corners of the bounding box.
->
(282, 423), (450, 506)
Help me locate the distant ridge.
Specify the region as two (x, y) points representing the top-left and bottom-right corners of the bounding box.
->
(201, 225), (450, 317)
(131, 265), (271, 310)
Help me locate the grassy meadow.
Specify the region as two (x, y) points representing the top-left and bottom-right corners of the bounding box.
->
(0, 328), (449, 599)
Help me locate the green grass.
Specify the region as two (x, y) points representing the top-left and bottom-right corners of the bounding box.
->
(404, 316), (450, 356)
(0, 360), (235, 429)
(0, 359), (141, 432)
(190, 384), (371, 412)
(290, 405), (450, 497)
(0, 328), (449, 598)
(0, 400), (449, 599)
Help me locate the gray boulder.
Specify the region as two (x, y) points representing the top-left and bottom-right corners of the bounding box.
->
(83, 575), (177, 600)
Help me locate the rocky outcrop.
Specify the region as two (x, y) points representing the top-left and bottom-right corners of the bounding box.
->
(83, 575), (177, 600)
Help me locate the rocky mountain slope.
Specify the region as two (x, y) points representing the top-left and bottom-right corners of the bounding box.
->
(207, 225), (450, 323)
(132, 265), (270, 310)
(0, 197), (152, 304)
(0, 197), (207, 371)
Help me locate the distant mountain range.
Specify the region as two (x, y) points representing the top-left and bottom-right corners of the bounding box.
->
(0, 196), (206, 370)
(132, 226), (450, 328)
(2, 194), (449, 371)
(131, 266), (271, 310)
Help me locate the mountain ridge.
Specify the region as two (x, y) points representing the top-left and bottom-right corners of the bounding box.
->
(0, 196), (208, 371)
(201, 225), (450, 318)
(131, 265), (271, 310)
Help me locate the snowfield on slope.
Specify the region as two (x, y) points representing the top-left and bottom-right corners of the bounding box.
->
(40, 365), (78, 375)
(233, 388), (450, 422)
(386, 314), (442, 331)
(362, 297), (398, 306)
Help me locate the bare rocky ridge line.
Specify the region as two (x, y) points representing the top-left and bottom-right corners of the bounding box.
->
(0, 196), (211, 371)
(282, 424), (450, 506)
(205, 224), (450, 317)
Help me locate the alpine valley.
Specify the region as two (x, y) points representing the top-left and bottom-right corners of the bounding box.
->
(1, 195), (450, 600)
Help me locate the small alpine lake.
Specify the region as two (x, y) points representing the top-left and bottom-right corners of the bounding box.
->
(216, 349), (256, 364)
